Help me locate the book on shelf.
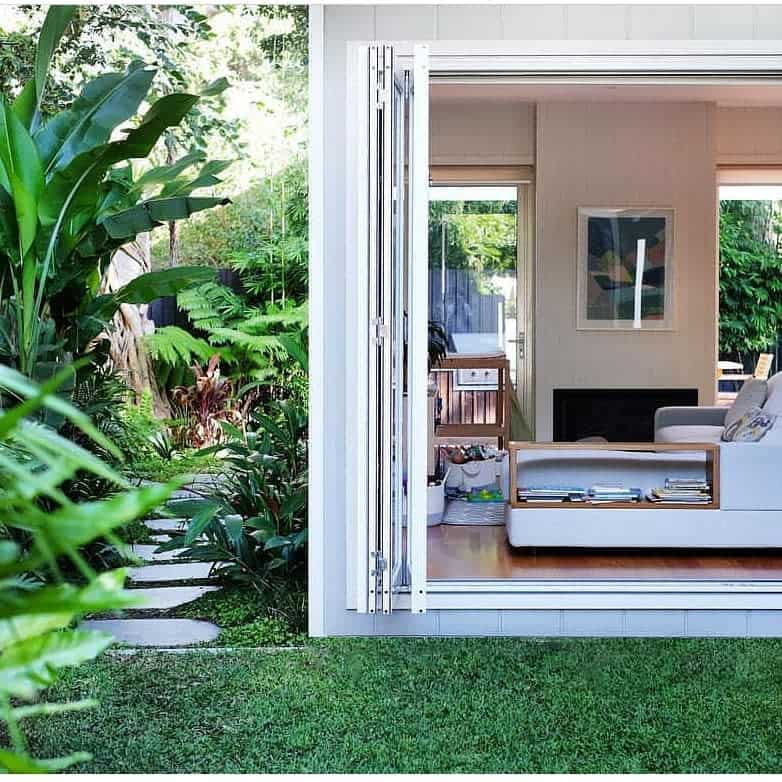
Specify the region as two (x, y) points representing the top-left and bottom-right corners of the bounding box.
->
(517, 486), (587, 503)
(588, 486), (643, 503)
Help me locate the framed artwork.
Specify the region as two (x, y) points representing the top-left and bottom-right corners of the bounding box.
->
(576, 208), (674, 331)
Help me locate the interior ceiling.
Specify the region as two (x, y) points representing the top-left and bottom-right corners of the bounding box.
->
(430, 81), (782, 107)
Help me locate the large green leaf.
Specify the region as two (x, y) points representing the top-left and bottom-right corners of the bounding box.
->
(13, 7), (78, 132)
(35, 64), (156, 177)
(159, 159), (232, 197)
(0, 99), (44, 257)
(113, 93), (198, 160)
(0, 364), (120, 459)
(133, 150), (205, 193)
(99, 195), (230, 239)
(23, 482), (176, 556)
(85, 266), (216, 327)
(0, 571), (139, 647)
(0, 629), (113, 699)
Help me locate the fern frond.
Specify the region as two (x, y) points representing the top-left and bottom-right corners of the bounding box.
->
(177, 281), (246, 330)
(143, 326), (215, 367)
(235, 303), (308, 334)
(206, 327), (289, 358)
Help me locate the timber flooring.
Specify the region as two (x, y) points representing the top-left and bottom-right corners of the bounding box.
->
(427, 524), (782, 580)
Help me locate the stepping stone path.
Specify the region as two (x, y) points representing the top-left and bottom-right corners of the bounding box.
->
(82, 475), (225, 648)
(82, 618), (219, 647)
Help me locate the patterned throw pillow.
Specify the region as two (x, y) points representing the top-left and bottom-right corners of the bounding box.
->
(722, 405), (776, 442)
(725, 378), (768, 430)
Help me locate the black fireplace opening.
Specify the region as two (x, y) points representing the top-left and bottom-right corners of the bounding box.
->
(553, 388), (699, 442)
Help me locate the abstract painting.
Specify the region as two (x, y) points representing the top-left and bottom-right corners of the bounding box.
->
(576, 208), (674, 330)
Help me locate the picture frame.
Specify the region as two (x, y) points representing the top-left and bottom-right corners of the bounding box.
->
(576, 207), (675, 331)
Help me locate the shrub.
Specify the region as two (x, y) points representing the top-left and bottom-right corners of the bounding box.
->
(159, 399), (307, 590)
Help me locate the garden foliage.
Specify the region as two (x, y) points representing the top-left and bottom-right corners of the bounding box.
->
(157, 400), (307, 590)
(719, 199), (782, 359)
(0, 365), (176, 772)
(0, 5), (229, 378)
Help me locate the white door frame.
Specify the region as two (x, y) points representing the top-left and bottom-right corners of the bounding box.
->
(312, 36), (782, 628)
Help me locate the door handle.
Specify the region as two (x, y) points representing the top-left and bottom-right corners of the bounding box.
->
(508, 333), (525, 359)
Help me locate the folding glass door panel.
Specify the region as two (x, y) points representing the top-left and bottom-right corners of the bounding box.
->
(354, 44), (428, 614)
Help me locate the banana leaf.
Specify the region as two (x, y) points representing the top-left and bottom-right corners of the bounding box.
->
(84, 266), (217, 327)
(12, 7), (76, 130)
(133, 150), (205, 193)
(35, 64), (156, 176)
(0, 100), (44, 258)
(159, 159), (232, 197)
(99, 195), (230, 239)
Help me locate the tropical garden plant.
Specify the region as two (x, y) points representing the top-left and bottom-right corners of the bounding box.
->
(719, 199), (782, 360)
(0, 364), (176, 772)
(158, 399), (307, 591)
(0, 6), (229, 379)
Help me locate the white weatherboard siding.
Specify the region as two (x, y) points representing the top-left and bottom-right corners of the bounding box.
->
(311, 3), (782, 637)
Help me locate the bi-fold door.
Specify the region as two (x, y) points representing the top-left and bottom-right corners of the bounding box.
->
(353, 44), (429, 614)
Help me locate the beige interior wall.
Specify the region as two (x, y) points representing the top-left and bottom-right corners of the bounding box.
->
(534, 102), (718, 439)
(715, 107), (782, 165)
(430, 100), (535, 165)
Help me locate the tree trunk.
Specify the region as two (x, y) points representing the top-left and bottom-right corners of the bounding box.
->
(165, 133), (180, 268)
(102, 234), (172, 419)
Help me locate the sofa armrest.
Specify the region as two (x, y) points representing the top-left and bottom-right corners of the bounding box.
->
(654, 405), (728, 432)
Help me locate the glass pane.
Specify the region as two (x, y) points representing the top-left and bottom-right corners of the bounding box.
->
(428, 186), (518, 380)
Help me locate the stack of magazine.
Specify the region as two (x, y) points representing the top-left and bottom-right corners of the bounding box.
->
(587, 486), (643, 503)
(517, 486), (587, 503)
(647, 478), (712, 505)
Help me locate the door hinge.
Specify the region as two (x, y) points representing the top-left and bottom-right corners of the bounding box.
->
(376, 85), (390, 109)
(370, 550), (387, 576)
(372, 318), (389, 344)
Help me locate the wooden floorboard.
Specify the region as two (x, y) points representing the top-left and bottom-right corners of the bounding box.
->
(427, 524), (782, 580)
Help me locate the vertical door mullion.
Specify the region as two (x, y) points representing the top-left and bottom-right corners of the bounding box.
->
(409, 45), (429, 614)
(366, 45), (380, 614)
(391, 72), (407, 596)
(379, 46), (394, 614)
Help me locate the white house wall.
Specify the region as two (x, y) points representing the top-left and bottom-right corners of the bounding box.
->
(313, 3), (782, 637)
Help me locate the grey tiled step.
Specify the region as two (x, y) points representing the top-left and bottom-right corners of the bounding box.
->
(128, 562), (215, 584)
(81, 618), (219, 647)
(125, 585), (219, 609)
(129, 544), (188, 562)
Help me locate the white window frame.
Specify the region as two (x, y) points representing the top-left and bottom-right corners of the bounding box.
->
(315, 36), (782, 618)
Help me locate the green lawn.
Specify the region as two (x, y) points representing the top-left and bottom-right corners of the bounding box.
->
(21, 637), (782, 773)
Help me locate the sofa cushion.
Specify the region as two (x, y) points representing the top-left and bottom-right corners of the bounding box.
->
(764, 372), (782, 416)
(656, 425), (724, 444)
(725, 378), (768, 430)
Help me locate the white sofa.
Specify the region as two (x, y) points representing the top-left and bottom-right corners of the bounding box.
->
(654, 371), (782, 512)
(504, 372), (782, 548)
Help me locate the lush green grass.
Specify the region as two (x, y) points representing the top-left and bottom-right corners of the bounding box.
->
(19, 637), (782, 773)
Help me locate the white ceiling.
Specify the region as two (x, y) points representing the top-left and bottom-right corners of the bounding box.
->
(430, 81), (782, 107)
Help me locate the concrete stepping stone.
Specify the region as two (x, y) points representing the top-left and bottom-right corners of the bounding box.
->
(129, 544), (188, 562)
(127, 585), (218, 609)
(144, 518), (187, 533)
(128, 562), (214, 583)
(82, 618), (220, 647)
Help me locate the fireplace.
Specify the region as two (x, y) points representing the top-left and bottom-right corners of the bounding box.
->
(553, 388), (699, 442)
